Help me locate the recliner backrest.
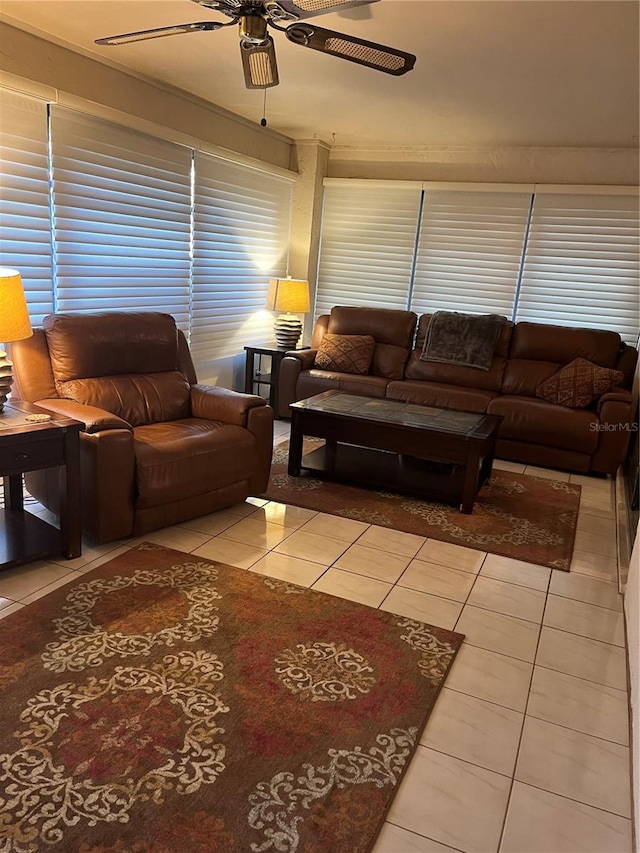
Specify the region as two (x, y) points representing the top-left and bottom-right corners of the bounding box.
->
(42, 312), (192, 426)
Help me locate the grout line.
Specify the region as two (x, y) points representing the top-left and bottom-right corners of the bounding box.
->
(383, 820), (468, 853)
(507, 779), (632, 823)
(524, 708), (630, 748)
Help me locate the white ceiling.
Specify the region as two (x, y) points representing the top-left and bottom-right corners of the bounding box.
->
(1, 0), (638, 149)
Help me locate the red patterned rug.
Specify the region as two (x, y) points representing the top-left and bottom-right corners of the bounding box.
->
(264, 440), (581, 571)
(0, 544), (463, 853)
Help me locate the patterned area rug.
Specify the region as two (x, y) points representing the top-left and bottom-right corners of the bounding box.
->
(264, 440), (581, 571)
(0, 543), (463, 853)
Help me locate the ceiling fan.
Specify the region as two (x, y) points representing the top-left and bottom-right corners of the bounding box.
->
(95, 0), (416, 90)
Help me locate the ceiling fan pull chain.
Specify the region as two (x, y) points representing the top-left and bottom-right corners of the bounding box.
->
(261, 88), (268, 126)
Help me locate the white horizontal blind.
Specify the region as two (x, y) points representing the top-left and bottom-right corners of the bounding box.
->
(50, 107), (191, 328)
(192, 152), (292, 360)
(411, 190), (532, 319)
(315, 184), (422, 317)
(0, 90), (53, 325)
(517, 193), (640, 343)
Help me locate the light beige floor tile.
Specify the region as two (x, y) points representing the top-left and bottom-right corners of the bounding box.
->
(421, 687), (523, 777)
(467, 576), (546, 622)
(249, 552), (326, 587)
(515, 717), (631, 818)
(334, 543), (410, 583)
(251, 501), (317, 528)
(373, 823), (461, 853)
(20, 571), (81, 604)
(244, 496), (269, 508)
(178, 507), (250, 536)
(569, 473), (613, 491)
(218, 516), (294, 550)
(273, 529), (350, 565)
(501, 781), (633, 853)
(536, 627), (627, 690)
(71, 544), (134, 575)
(0, 602), (24, 621)
(577, 503), (616, 522)
(524, 465), (571, 482)
(191, 538), (267, 569)
(576, 509), (617, 535)
(573, 528), (617, 559)
(388, 747), (511, 853)
(479, 554), (551, 591)
(49, 539), (128, 571)
(130, 526), (212, 553)
(299, 511), (369, 542)
(440, 644), (533, 713)
(312, 568), (391, 607)
(549, 571), (623, 611)
(415, 541), (485, 574)
(358, 525), (425, 558)
(399, 560), (475, 602)
(0, 597), (15, 610)
(570, 549), (618, 584)
(544, 595), (625, 647)
(578, 491), (616, 517)
(492, 459), (526, 474)
(381, 587), (462, 631)
(528, 666), (629, 745)
(0, 560), (74, 600)
(455, 605), (540, 662)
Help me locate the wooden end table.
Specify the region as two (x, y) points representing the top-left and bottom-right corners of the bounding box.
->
(0, 401), (84, 569)
(244, 343), (310, 414)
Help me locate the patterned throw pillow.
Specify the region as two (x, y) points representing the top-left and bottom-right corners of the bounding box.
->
(314, 333), (376, 375)
(536, 357), (624, 408)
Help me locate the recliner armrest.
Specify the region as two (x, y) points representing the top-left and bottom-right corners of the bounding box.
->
(597, 389), (633, 417)
(35, 398), (132, 433)
(190, 384), (268, 427)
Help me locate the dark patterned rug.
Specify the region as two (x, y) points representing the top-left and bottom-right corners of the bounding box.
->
(263, 440), (581, 571)
(0, 543), (463, 853)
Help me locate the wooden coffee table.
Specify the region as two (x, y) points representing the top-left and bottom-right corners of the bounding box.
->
(288, 391), (502, 513)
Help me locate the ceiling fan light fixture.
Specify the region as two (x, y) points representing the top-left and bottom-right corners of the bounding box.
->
(241, 37), (280, 88)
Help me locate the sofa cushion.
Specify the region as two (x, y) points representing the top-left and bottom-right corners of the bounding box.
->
(298, 370), (389, 400)
(487, 396), (599, 453)
(509, 322), (621, 367)
(314, 333), (376, 375)
(133, 419), (258, 509)
(536, 358), (624, 408)
(56, 371), (191, 427)
(327, 306), (417, 380)
(405, 314), (513, 391)
(386, 380), (497, 413)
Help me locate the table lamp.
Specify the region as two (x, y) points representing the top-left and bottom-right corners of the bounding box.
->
(0, 268), (33, 411)
(265, 277), (310, 348)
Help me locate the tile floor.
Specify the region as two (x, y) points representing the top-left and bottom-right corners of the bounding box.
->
(0, 418), (632, 853)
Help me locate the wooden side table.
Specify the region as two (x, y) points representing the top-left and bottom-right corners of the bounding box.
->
(244, 343), (309, 415)
(0, 401), (84, 569)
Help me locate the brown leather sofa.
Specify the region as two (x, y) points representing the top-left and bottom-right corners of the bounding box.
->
(10, 312), (274, 543)
(278, 306), (638, 475)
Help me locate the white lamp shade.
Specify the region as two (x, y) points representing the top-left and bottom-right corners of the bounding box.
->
(0, 268), (32, 343)
(265, 278), (310, 313)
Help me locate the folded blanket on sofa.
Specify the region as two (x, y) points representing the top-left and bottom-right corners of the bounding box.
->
(421, 311), (504, 371)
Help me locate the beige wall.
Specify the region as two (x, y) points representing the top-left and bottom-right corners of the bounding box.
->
(328, 146), (639, 185)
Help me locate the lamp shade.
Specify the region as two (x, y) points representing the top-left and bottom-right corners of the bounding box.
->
(265, 278), (310, 314)
(0, 268), (32, 343)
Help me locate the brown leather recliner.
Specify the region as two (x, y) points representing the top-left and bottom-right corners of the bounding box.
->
(9, 312), (274, 543)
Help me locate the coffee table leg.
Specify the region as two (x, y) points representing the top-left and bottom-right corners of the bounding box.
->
(288, 412), (303, 476)
(460, 450), (480, 513)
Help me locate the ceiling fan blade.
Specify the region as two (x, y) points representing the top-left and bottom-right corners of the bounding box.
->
(285, 23), (415, 75)
(95, 21), (223, 46)
(266, 0), (379, 21)
(240, 35), (280, 89)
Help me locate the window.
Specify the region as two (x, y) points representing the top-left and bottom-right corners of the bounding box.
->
(0, 90), (53, 325)
(50, 107), (192, 329)
(315, 182), (422, 317)
(516, 191), (640, 343)
(192, 152), (293, 361)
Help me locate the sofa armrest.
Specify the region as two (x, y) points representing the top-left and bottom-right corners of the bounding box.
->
(190, 384), (268, 428)
(35, 398), (132, 433)
(591, 390), (637, 474)
(597, 389), (633, 416)
(277, 351), (318, 418)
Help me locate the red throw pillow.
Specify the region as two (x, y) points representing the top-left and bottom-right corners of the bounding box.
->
(536, 357), (624, 408)
(314, 333), (376, 375)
